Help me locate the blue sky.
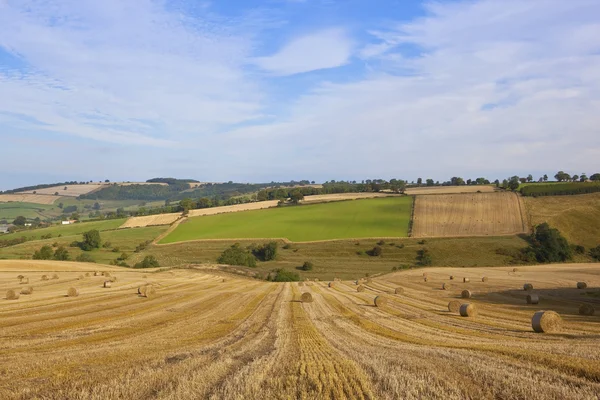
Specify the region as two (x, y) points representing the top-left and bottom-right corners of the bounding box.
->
(1, 0), (599, 190)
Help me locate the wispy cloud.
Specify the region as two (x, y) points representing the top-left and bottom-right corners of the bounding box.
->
(252, 28), (353, 75)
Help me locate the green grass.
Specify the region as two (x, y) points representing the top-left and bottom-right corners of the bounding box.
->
(0, 219), (126, 241)
(147, 235), (531, 280)
(0, 226), (167, 265)
(161, 197), (413, 243)
(0, 202), (54, 220)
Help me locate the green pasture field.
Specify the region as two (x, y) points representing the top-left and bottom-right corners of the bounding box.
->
(0, 218), (126, 241)
(161, 197), (413, 243)
(0, 202), (54, 220)
(0, 225), (167, 265)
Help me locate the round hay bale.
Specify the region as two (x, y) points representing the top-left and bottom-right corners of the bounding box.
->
(532, 311), (562, 333)
(523, 283), (533, 291)
(17, 274), (24, 280)
(526, 294), (539, 304)
(20, 286), (33, 295)
(461, 290), (472, 299)
(300, 292), (313, 303)
(577, 282), (587, 290)
(328, 282), (335, 288)
(52, 274), (59, 280)
(78, 274), (84, 280)
(85, 272), (90, 277)
(110, 277), (117, 282)
(579, 304), (595, 316)
(463, 277), (470, 283)
(423, 277), (428, 282)
(222, 278), (226, 283)
(366, 278), (372, 284)
(513, 268), (519, 272)
(357, 285), (365, 292)
(103, 281), (112, 288)
(448, 300), (461, 313)
(459, 303), (477, 317)
(20, 278), (29, 284)
(67, 287), (79, 297)
(394, 287), (404, 295)
(94, 271), (100, 276)
(41, 275), (49, 281)
(481, 277), (488, 282)
(144, 285), (156, 298)
(449, 275), (454, 280)
(442, 283), (451, 290)
(6, 289), (20, 300)
(374, 295), (387, 307)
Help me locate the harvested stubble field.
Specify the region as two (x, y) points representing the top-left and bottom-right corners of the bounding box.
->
(0, 194), (59, 205)
(1, 260), (599, 399)
(404, 185), (497, 195)
(162, 197), (413, 243)
(412, 192), (527, 238)
(19, 184), (105, 197)
(120, 213), (182, 228)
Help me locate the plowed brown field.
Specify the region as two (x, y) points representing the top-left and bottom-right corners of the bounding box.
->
(412, 192), (527, 238)
(1, 261), (599, 399)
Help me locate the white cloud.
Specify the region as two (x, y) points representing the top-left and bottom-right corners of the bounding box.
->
(252, 28), (353, 75)
(0, 0), (263, 147)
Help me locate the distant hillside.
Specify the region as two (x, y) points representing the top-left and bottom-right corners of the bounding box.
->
(524, 192), (600, 248)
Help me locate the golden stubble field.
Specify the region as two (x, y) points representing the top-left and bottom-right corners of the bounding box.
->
(120, 213), (182, 228)
(0, 194), (59, 205)
(1, 260), (599, 399)
(412, 192), (528, 238)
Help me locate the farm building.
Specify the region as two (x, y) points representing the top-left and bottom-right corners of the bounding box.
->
(61, 220), (77, 225)
(0, 224), (12, 234)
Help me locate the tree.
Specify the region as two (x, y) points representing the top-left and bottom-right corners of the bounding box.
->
(252, 242), (278, 261)
(76, 253), (96, 263)
(80, 229), (101, 251)
(53, 246), (70, 261)
(507, 176), (520, 191)
(527, 174), (533, 182)
(543, 174), (548, 182)
(197, 197), (212, 209)
(494, 179), (500, 187)
(590, 173), (600, 181)
(417, 178), (422, 185)
(519, 177), (527, 184)
(554, 171), (571, 182)
(13, 216), (26, 226)
(58, 202), (64, 209)
(33, 245), (54, 260)
(530, 223), (572, 263)
(590, 245), (600, 261)
(416, 248), (432, 266)
(580, 173), (587, 182)
(93, 202), (101, 210)
(105, 179), (110, 183)
(179, 198), (195, 211)
(290, 190), (304, 205)
(572, 175), (579, 182)
(450, 177), (465, 186)
(268, 269), (300, 282)
(426, 179), (434, 186)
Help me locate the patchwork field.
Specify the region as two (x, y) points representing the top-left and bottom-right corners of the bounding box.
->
(1, 260), (599, 399)
(0, 219), (126, 241)
(120, 213), (182, 228)
(0, 202), (55, 220)
(187, 200), (279, 217)
(405, 185), (497, 195)
(524, 192), (600, 248)
(0, 194), (59, 205)
(412, 192), (527, 238)
(19, 184), (105, 197)
(162, 197), (413, 243)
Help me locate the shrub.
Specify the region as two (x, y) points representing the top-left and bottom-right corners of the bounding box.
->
(590, 245), (600, 262)
(416, 248), (432, 266)
(282, 243), (292, 250)
(573, 245), (585, 255)
(112, 247), (120, 253)
(368, 246), (383, 257)
(69, 241), (80, 247)
(76, 253), (96, 263)
(396, 244), (405, 249)
(134, 240), (152, 253)
(268, 269), (300, 282)
(33, 245), (53, 260)
(53, 246), (70, 261)
(134, 255), (160, 269)
(103, 241), (112, 248)
(392, 266), (398, 271)
(251, 242), (278, 261)
(118, 252), (129, 261)
(52, 242), (58, 247)
(218, 244), (256, 267)
(356, 250), (366, 256)
(377, 240), (386, 246)
(418, 240), (426, 245)
(301, 261), (314, 271)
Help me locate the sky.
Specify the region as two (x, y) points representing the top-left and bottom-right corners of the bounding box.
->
(1, 0), (599, 190)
